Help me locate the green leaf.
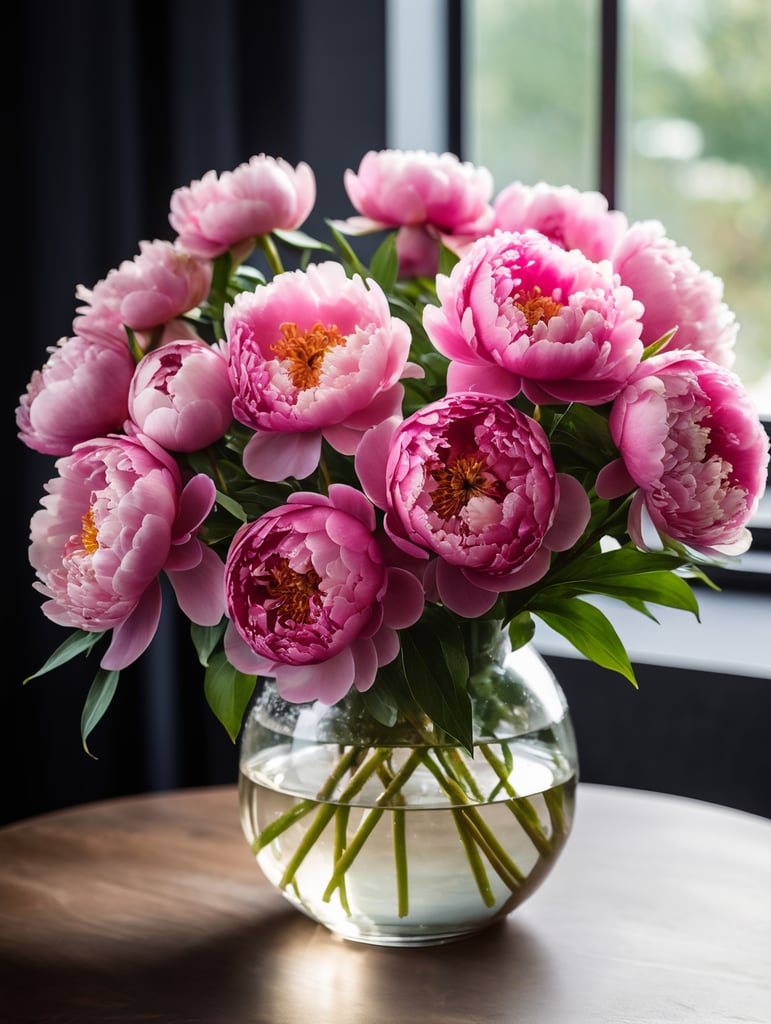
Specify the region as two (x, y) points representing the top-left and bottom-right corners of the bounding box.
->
(368, 232), (399, 293)
(191, 619), (227, 667)
(324, 220), (370, 278)
(549, 545), (690, 586)
(642, 327), (678, 360)
(399, 607), (472, 750)
(437, 241), (460, 276)
(531, 597), (637, 686)
(204, 650), (257, 742)
(272, 227), (334, 252)
(81, 668), (120, 757)
(569, 571), (701, 617)
(124, 325), (144, 363)
(507, 612), (536, 651)
(213, 489), (248, 523)
(24, 630), (106, 684)
(359, 672), (401, 727)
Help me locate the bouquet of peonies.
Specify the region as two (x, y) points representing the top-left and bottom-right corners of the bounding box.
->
(17, 148), (769, 754)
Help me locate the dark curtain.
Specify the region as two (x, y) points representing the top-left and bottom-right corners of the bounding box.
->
(4, 0), (387, 825)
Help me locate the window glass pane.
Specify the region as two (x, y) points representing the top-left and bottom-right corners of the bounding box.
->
(623, 0), (771, 415)
(464, 0), (600, 192)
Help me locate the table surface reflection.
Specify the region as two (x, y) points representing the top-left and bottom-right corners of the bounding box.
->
(1, 783), (769, 1023)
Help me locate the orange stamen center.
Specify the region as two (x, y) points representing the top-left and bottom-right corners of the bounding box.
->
(81, 507), (99, 555)
(430, 455), (499, 520)
(265, 557), (321, 624)
(271, 321), (346, 391)
(513, 285), (563, 328)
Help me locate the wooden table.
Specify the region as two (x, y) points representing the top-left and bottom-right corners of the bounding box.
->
(1, 784), (769, 1023)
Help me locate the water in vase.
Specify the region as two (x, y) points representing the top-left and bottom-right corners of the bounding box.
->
(239, 733), (576, 946)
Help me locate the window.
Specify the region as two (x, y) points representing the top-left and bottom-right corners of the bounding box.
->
(463, 0), (771, 419)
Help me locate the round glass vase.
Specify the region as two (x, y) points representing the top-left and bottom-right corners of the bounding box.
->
(238, 623), (578, 947)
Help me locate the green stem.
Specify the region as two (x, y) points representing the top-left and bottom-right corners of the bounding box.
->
(440, 774), (526, 889)
(419, 750), (524, 895)
(544, 784), (569, 838)
(252, 744), (362, 855)
(321, 748), (423, 903)
(333, 805), (351, 914)
(322, 807), (385, 902)
(441, 747), (485, 802)
(393, 809), (409, 918)
(252, 798), (317, 854)
(454, 801), (526, 890)
(450, 808), (496, 907)
(479, 745), (553, 857)
(257, 233), (285, 276)
(277, 746), (392, 890)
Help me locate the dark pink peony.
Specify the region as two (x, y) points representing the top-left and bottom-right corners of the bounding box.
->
(29, 434), (225, 670)
(16, 335), (136, 456)
(356, 393), (590, 617)
(596, 350), (769, 556)
(169, 154), (316, 259)
(424, 230), (644, 406)
(223, 485), (424, 704)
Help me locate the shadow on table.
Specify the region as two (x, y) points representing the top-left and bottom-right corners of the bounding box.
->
(0, 904), (565, 1023)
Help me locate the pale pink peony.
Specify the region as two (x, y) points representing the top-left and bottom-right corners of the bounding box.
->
(225, 260), (420, 481)
(74, 239), (213, 349)
(169, 154), (316, 259)
(611, 220), (737, 367)
(223, 484), (425, 704)
(342, 149), (496, 276)
(127, 340), (234, 452)
(16, 335), (136, 456)
(29, 434), (225, 670)
(493, 181), (628, 262)
(356, 393), (591, 617)
(596, 350), (769, 556)
(424, 230), (645, 406)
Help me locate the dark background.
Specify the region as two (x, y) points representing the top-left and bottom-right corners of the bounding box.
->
(4, 0), (770, 827)
(4, 0), (390, 825)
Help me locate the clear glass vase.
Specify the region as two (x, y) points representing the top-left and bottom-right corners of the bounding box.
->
(238, 622), (578, 946)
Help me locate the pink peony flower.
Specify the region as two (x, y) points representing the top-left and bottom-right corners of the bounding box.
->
(223, 484), (425, 704)
(424, 230), (645, 406)
(356, 393), (591, 617)
(611, 220), (738, 367)
(342, 149), (496, 276)
(169, 154), (316, 259)
(29, 434), (225, 670)
(225, 260), (420, 481)
(596, 350), (769, 556)
(493, 180), (628, 262)
(127, 340), (234, 452)
(74, 239), (212, 349)
(16, 335), (136, 456)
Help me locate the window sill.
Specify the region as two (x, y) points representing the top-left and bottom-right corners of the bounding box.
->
(534, 584), (771, 680)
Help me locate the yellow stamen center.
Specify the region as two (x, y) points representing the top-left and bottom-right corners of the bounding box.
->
(81, 507), (99, 555)
(265, 557), (321, 624)
(430, 455), (499, 520)
(513, 285), (563, 328)
(271, 321), (346, 391)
